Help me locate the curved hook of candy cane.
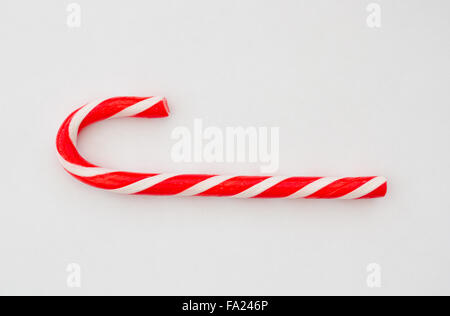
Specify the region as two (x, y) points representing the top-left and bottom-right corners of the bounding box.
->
(56, 96), (387, 199)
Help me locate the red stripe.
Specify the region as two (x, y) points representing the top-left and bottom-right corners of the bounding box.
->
(306, 177), (375, 199)
(56, 109), (96, 167)
(198, 176), (270, 197)
(136, 174), (215, 195)
(78, 97), (148, 132)
(255, 177), (321, 198)
(70, 172), (157, 190)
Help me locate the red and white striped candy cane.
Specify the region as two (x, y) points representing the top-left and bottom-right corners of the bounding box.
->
(56, 96), (387, 199)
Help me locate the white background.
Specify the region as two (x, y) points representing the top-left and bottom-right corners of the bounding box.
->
(0, 0), (449, 295)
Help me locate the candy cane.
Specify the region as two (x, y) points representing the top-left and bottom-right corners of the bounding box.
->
(56, 96), (387, 199)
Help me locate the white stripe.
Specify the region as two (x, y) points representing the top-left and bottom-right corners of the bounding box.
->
(57, 154), (112, 177)
(109, 97), (164, 119)
(111, 173), (178, 194)
(177, 175), (236, 196)
(338, 176), (387, 199)
(287, 177), (341, 199)
(233, 176), (289, 198)
(68, 99), (105, 145)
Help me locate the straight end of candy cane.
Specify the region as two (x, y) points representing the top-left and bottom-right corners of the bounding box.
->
(357, 176), (387, 199)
